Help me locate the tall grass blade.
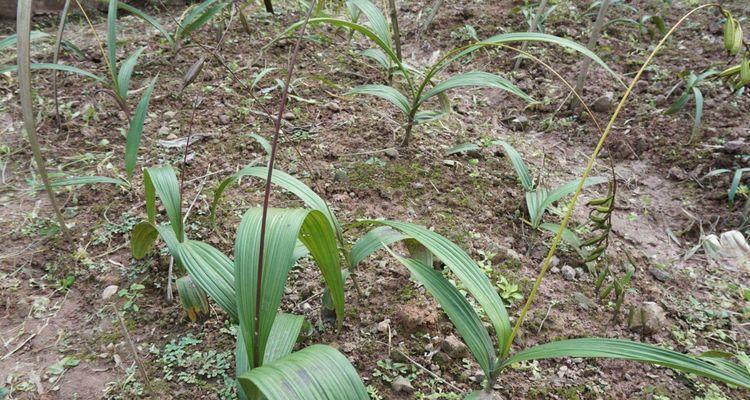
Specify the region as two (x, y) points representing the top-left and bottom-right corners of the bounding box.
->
(494, 140), (534, 191)
(0, 63), (104, 82)
(116, 47), (145, 100)
(124, 77), (158, 179)
(348, 84), (410, 115)
(420, 71), (534, 104)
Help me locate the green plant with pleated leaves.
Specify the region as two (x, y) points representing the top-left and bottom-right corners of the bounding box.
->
(663, 69), (718, 143)
(274, 0), (620, 146)
(704, 168), (750, 208)
(496, 140), (607, 230)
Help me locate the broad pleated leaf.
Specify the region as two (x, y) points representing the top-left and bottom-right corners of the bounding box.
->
(116, 47), (145, 100)
(525, 188), (548, 229)
(419, 71), (534, 105)
(235, 208), (344, 368)
(393, 255), (495, 375)
(131, 221), (159, 259)
(124, 76), (157, 179)
(0, 63), (104, 82)
(238, 344), (369, 400)
(502, 338), (750, 389)
(0, 31), (48, 51)
(176, 275), (209, 322)
(364, 220), (511, 353)
(117, 2), (175, 46)
(177, 240), (236, 320)
(264, 313), (305, 363)
(360, 48), (390, 70)
(211, 166), (342, 238)
(347, 0), (391, 51)
(49, 175), (127, 187)
(494, 140), (534, 191)
(349, 226), (406, 267)
(143, 165), (183, 241)
(348, 84), (410, 115)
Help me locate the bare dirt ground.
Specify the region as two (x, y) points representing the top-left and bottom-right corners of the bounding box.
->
(1, 0), (749, 398)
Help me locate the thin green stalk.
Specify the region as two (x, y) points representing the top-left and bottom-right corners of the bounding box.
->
(387, 0), (402, 61)
(52, 0), (72, 129)
(17, 0), (71, 241)
(501, 3), (722, 359)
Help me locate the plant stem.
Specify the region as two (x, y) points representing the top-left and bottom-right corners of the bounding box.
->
(264, 0), (274, 14)
(501, 3), (722, 359)
(387, 0), (402, 61)
(571, 0), (612, 109)
(52, 0), (71, 129)
(17, 0), (70, 241)
(513, 0), (548, 70)
(253, 0), (316, 369)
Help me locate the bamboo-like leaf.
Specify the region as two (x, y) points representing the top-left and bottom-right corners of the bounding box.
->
(106, 0), (118, 84)
(0, 63), (104, 82)
(691, 86), (703, 138)
(525, 188), (548, 229)
(420, 71), (534, 105)
(540, 177), (608, 215)
(131, 221), (159, 259)
(494, 140), (534, 191)
(180, 0), (227, 39)
(251, 67), (278, 90)
(363, 220), (511, 353)
(117, 2), (175, 46)
(730, 168), (750, 206)
(0, 31), (49, 51)
(392, 254), (495, 376)
(349, 226), (407, 267)
(49, 175), (127, 187)
(211, 166), (342, 238)
(247, 133), (272, 156)
(348, 84), (410, 115)
(238, 344), (369, 400)
(360, 48), (391, 70)
(143, 165), (183, 241)
(116, 47), (145, 100)
(539, 222), (584, 257)
(264, 313), (304, 363)
(177, 240), (236, 320)
(665, 90), (690, 114)
(235, 208), (344, 368)
(347, 0), (392, 51)
(502, 338), (750, 389)
(176, 275), (209, 322)
(124, 76), (157, 179)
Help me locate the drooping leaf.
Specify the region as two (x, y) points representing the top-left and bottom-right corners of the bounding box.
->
(540, 176), (608, 216)
(539, 222), (584, 258)
(251, 67), (278, 90)
(346, 0), (392, 51)
(349, 225), (407, 267)
(391, 254), (495, 376)
(0, 63), (104, 82)
(235, 208), (344, 368)
(502, 338), (750, 389)
(730, 168), (750, 206)
(179, 0), (227, 39)
(131, 221), (159, 259)
(116, 47), (145, 100)
(360, 48), (391, 70)
(0, 31), (49, 51)
(180, 56), (206, 92)
(264, 313), (304, 363)
(176, 275), (209, 322)
(143, 164), (182, 241)
(494, 140), (534, 191)
(117, 2), (175, 46)
(691, 86), (703, 138)
(347, 84), (411, 115)
(49, 175), (127, 187)
(238, 344), (369, 400)
(177, 240), (236, 320)
(363, 220), (511, 354)
(124, 76), (157, 179)
(106, 0), (118, 83)
(446, 143), (480, 156)
(420, 71), (534, 105)
(246, 133), (272, 156)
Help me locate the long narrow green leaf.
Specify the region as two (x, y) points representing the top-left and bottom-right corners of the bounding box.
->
(502, 338), (750, 389)
(364, 220), (511, 354)
(0, 31), (49, 51)
(691, 86), (703, 138)
(264, 313), (304, 363)
(176, 275), (209, 322)
(177, 240), (236, 320)
(349, 226), (406, 267)
(49, 175), (127, 187)
(541, 177), (607, 214)
(117, 2), (175, 46)
(347, 0), (391, 50)
(238, 344), (369, 400)
(539, 222), (584, 258)
(116, 46), (145, 100)
(360, 48), (390, 70)
(393, 254), (495, 376)
(348, 84), (411, 115)
(106, 0), (118, 84)
(143, 165), (182, 241)
(494, 140), (534, 191)
(730, 168), (750, 206)
(124, 76), (157, 179)
(180, 0), (227, 38)
(526, 188), (549, 228)
(235, 208), (344, 368)
(420, 71), (534, 105)
(211, 166), (342, 238)
(0, 63), (104, 82)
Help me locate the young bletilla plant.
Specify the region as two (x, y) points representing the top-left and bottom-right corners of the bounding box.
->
(274, 0), (620, 146)
(663, 69), (718, 143)
(496, 140), (607, 230)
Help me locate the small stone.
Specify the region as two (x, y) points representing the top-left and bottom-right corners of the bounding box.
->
(442, 335), (468, 358)
(561, 265), (576, 281)
(218, 114), (231, 125)
(510, 115), (529, 131)
(101, 285), (119, 301)
(282, 112), (296, 120)
(550, 266), (560, 274)
(391, 376), (414, 393)
(325, 101), (341, 112)
(158, 126), (170, 136)
(550, 255), (560, 268)
(377, 319), (390, 333)
(572, 292), (595, 310)
(629, 302), (667, 335)
(649, 267), (671, 282)
(166, 133), (178, 140)
(557, 365), (568, 378)
(301, 303), (312, 313)
(575, 267), (585, 279)
(384, 148), (398, 159)
(592, 92), (614, 113)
